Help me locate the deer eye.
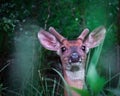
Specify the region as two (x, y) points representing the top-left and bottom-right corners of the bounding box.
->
(61, 47), (66, 53)
(81, 45), (86, 52)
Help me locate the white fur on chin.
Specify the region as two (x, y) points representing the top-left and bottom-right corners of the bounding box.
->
(66, 69), (85, 80)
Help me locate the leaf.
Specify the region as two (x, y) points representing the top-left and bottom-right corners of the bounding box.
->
(71, 87), (90, 96)
(87, 65), (106, 94)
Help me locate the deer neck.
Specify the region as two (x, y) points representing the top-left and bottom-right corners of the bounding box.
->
(63, 64), (85, 96)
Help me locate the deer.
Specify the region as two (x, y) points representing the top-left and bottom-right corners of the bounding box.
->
(38, 26), (106, 96)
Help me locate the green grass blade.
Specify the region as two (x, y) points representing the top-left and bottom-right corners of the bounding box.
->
(87, 64), (106, 94)
(71, 87), (90, 96)
(86, 37), (106, 94)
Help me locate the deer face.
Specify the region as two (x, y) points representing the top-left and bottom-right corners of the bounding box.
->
(57, 39), (87, 80)
(38, 26), (106, 80)
(58, 40), (86, 71)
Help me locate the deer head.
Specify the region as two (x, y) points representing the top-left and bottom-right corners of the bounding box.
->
(38, 26), (106, 96)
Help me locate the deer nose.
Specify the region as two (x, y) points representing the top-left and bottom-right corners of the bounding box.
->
(70, 52), (79, 63)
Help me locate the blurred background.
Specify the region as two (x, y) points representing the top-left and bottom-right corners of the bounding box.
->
(0, 0), (120, 96)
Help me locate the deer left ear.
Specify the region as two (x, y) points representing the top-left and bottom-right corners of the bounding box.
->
(38, 30), (60, 51)
(84, 26), (106, 49)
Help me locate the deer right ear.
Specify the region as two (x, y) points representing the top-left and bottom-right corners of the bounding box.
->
(38, 30), (60, 51)
(84, 26), (106, 49)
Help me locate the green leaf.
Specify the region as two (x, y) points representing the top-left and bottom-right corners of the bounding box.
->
(90, 42), (104, 67)
(71, 87), (90, 96)
(87, 65), (106, 94)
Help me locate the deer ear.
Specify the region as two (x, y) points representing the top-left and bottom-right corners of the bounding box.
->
(84, 26), (106, 49)
(38, 30), (60, 51)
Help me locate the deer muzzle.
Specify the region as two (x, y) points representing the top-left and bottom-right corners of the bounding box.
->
(64, 52), (85, 80)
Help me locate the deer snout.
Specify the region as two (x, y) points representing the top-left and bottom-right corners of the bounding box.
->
(69, 52), (80, 63)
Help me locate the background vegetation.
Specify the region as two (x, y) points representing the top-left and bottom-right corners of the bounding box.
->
(0, 0), (120, 96)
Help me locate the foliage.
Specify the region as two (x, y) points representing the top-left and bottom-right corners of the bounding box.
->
(0, 0), (119, 96)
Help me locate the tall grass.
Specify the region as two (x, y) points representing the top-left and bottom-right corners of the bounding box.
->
(1, 0), (119, 96)
(4, 25), (119, 96)
(3, 23), (119, 96)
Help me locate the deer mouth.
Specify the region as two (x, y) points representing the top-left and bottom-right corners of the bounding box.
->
(66, 58), (83, 72)
(65, 58), (85, 80)
(66, 62), (82, 72)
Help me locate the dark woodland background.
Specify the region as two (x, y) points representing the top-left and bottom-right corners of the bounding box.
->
(0, 0), (120, 96)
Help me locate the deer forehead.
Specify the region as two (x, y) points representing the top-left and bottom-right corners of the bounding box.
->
(62, 39), (83, 47)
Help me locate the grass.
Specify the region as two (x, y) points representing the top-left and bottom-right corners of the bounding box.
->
(1, 25), (119, 96)
(0, 24), (118, 96)
(1, 1), (119, 95)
